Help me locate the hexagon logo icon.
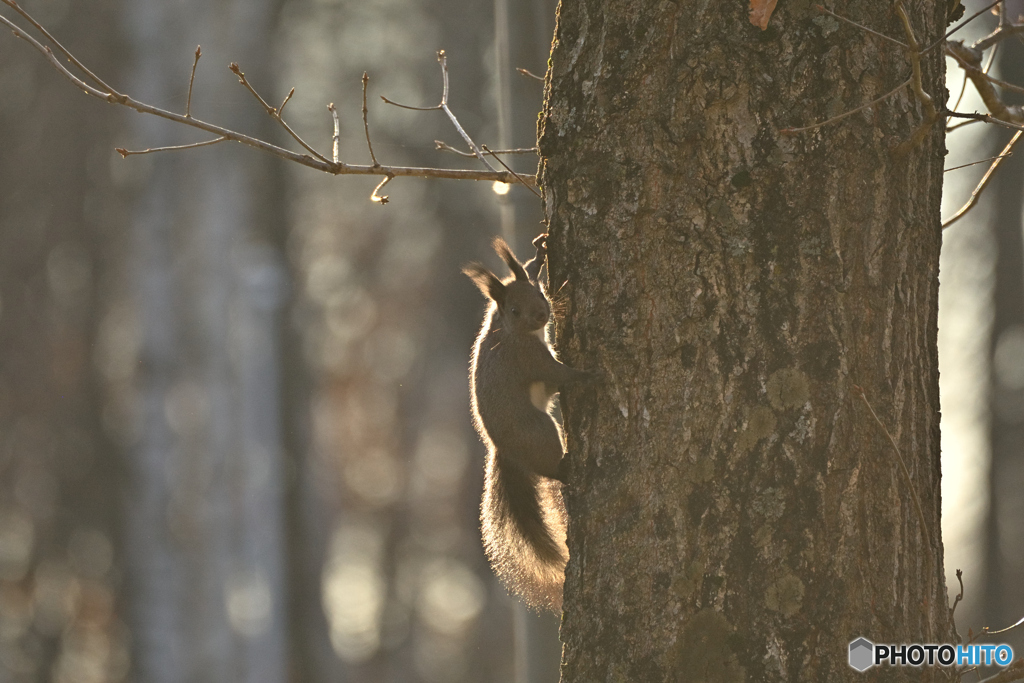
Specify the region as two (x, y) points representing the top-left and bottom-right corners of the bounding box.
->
(849, 638), (874, 672)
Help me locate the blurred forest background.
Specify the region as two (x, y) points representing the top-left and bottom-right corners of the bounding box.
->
(0, 0), (1021, 681)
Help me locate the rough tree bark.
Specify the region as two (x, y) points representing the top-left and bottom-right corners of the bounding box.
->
(539, 1), (951, 680)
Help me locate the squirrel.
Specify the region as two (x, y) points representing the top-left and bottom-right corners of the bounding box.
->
(463, 233), (597, 612)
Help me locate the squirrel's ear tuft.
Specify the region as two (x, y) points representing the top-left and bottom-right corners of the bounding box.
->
(463, 263), (506, 305)
(493, 237), (529, 281)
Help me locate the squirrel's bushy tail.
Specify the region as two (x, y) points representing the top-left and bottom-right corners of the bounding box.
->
(481, 453), (567, 612)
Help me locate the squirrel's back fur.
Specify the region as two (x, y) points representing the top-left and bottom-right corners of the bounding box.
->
(470, 306), (568, 612)
(465, 236), (593, 612)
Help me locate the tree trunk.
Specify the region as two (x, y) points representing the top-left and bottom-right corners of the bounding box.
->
(539, 2), (950, 679)
(123, 1), (289, 680)
(984, 29), (1024, 653)
(0, 1), (129, 679)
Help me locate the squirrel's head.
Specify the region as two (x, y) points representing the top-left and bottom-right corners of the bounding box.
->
(463, 238), (550, 333)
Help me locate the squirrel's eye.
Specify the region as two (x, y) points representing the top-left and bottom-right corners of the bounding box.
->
(511, 307), (519, 316)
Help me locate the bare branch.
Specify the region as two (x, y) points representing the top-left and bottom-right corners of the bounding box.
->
(0, 0), (117, 93)
(942, 130), (1022, 229)
(371, 174), (394, 204)
(983, 39), (1000, 76)
(966, 66), (1024, 97)
(436, 51), (497, 171)
(481, 145), (541, 198)
(382, 51), (497, 171)
(185, 45), (200, 118)
(923, 0), (1000, 54)
(973, 22), (1024, 51)
(482, 150), (537, 197)
(976, 658), (1024, 683)
(944, 151), (1011, 172)
(895, 2), (935, 120)
(949, 568), (964, 642)
(813, 5), (907, 48)
(230, 62), (275, 113)
(230, 62), (331, 164)
(946, 40), (1024, 100)
(517, 67), (544, 81)
(950, 39), (1004, 127)
(780, 78), (911, 134)
(328, 102), (340, 164)
(949, 71), (969, 123)
(361, 72), (379, 167)
(436, 140), (538, 157)
(945, 42), (1020, 123)
(947, 118), (982, 132)
(0, 12), (118, 100)
(945, 110), (1024, 132)
(984, 614), (1024, 637)
(278, 87), (295, 116)
(116, 136), (228, 157)
(380, 96), (441, 111)
(0, 1), (537, 190)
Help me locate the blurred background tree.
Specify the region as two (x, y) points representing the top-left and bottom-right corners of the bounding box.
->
(1, 0), (564, 680)
(0, 0), (1020, 681)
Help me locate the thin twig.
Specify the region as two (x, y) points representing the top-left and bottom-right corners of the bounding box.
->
(780, 78), (911, 134)
(230, 62), (331, 164)
(944, 152), (1011, 172)
(517, 67), (544, 81)
(947, 118), (982, 132)
(0, 0), (117, 94)
(0, 4), (536, 188)
(888, 1), (941, 156)
(278, 88), (295, 116)
(436, 140), (537, 157)
(436, 51), (497, 171)
(361, 72), (379, 167)
(946, 42), (1019, 123)
(229, 62), (275, 112)
(922, 0), (1001, 54)
(185, 45), (200, 118)
(379, 96), (441, 111)
(983, 39), (1000, 76)
(380, 50), (498, 172)
(813, 5), (908, 48)
(947, 40), (1003, 126)
(481, 144), (541, 198)
(0, 14), (122, 101)
(949, 568), (964, 644)
(949, 71), (969, 123)
(895, 1), (935, 119)
(946, 42), (1024, 100)
(945, 110), (1024, 133)
(943, 130), (1021, 229)
(974, 22), (1024, 52)
(378, 97), (438, 111)
(971, 68), (1024, 98)
(371, 174), (394, 204)
(984, 614), (1024, 637)
(975, 658), (1024, 683)
(116, 136), (228, 157)
(328, 103), (340, 165)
